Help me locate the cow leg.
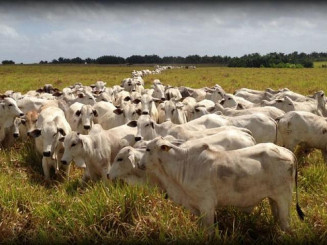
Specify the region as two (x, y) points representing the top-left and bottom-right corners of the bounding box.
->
(42, 157), (51, 180)
(268, 198), (279, 222)
(199, 205), (215, 231)
(274, 195), (291, 232)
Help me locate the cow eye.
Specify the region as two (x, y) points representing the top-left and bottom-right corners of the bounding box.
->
(117, 158), (123, 162)
(145, 124), (149, 127)
(71, 143), (76, 147)
(146, 148), (150, 152)
(228, 98), (231, 100)
(89, 97), (93, 100)
(171, 109), (175, 114)
(8, 104), (13, 107)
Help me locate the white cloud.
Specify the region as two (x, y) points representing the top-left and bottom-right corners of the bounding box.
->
(0, 24), (19, 39)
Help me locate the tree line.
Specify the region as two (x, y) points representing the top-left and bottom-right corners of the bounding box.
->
(3, 52), (327, 68)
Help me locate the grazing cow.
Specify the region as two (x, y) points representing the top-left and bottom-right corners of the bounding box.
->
(61, 124), (136, 182)
(140, 137), (304, 231)
(276, 111), (327, 162)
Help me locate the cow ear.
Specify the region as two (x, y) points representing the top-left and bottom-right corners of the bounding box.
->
(207, 106), (215, 113)
(127, 120), (137, 127)
(93, 110), (98, 117)
(284, 96), (293, 105)
(59, 136), (65, 142)
(29, 129), (41, 138)
(133, 98), (141, 104)
(160, 144), (172, 152)
(113, 108), (124, 115)
(128, 155), (136, 168)
(57, 128), (66, 136)
(21, 119), (26, 125)
(53, 91), (63, 97)
(75, 110), (81, 116)
(135, 109), (142, 115)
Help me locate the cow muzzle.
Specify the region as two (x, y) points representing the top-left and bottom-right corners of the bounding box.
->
(135, 136), (142, 142)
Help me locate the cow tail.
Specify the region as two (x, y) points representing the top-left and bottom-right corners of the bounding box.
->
(294, 154), (305, 220)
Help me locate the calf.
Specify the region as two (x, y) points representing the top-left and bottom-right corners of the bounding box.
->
(61, 124), (136, 181)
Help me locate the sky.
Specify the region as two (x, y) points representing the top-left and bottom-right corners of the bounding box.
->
(0, 1), (326, 63)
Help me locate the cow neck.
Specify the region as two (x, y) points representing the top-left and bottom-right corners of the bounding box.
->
(159, 147), (201, 211)
(153, 122), (168, 136)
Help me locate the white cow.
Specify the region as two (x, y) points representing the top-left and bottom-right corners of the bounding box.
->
(169, 113), (277, 143)
(140, 137), (304, 231)
(276, 111), (327, 162)
(220, 94), (255, 109)
(0, 97), (24, 147)
(61, 124), (136, 181)
(233, 88), (273, 104)
(262, 96), (320, 115)
(28, 106), (71, 180)
(162, 100), (187, 124)
(215, 103), (285, 119)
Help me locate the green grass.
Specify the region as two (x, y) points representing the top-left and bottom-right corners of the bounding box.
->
(1, 65), (327, 243)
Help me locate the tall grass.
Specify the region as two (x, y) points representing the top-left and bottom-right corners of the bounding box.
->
(0, 65), (327, 243)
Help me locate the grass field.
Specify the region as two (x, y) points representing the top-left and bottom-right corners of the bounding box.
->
(1, 65), (327, 244)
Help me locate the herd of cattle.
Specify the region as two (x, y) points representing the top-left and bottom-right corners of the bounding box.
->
(3, 65), (327, 232)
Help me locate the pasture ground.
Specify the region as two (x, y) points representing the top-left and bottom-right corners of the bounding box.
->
(0, 64), (327, 244)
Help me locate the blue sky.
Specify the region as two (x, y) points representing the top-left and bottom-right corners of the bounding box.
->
(0, 2), (326, 63)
